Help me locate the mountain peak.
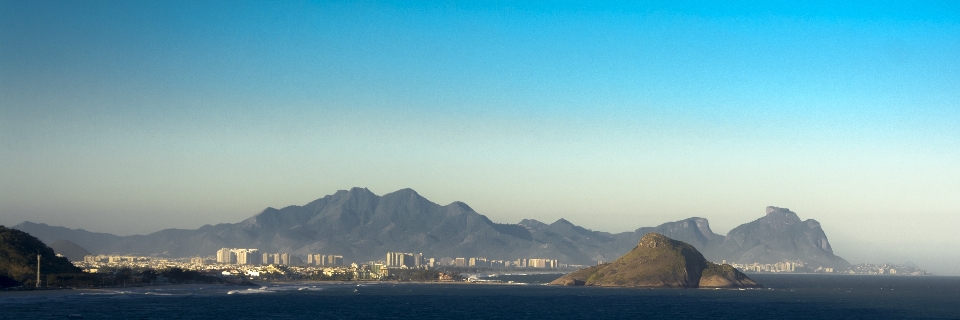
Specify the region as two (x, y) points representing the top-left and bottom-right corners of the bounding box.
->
(350, 187), (370, 192)
(638, 232), (673, 248)
(765, 206), (792, 215)
(764, 206), (800, 222)
(721, 206), (848, 268)
(445, 201), (473, 212)
(518, 219), (547, 229)
(382, 188), (426, 200)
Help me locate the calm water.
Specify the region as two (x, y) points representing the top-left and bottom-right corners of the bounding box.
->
(2, 274), (959, 319)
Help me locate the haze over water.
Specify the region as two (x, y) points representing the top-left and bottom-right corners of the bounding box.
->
(2, 1), (959, 274)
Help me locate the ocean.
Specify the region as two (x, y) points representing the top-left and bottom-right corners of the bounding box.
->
(2, 274), (958, 319)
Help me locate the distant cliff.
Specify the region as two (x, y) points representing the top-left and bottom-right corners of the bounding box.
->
(13, 188), (850, 269)
(719, 206), (849, 268)
(549, 233), (761, 288)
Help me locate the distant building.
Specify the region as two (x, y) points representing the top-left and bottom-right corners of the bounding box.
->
(235, 249), (260, 265)
(84, 255), (107, 263)
(217, 248), (235, 264)
(307, 254), (343, 266)
(386, 252), (423, 268)
(514, 258), (558, 268)
(469, 257), (490, 267)
(371, 264), (388, 278)
(260, 252), (295, 265)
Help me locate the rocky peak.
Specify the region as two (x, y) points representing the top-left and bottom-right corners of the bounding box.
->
(551, 233), (761, 288)
(764, 206), (801, 222)
(638, 232), (673, 249)
(692, 218), (716, 239)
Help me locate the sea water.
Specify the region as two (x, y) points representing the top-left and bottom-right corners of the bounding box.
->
(2, 274), (958, 319)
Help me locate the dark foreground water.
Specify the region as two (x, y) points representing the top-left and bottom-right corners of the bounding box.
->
(2, 274), (959, 319)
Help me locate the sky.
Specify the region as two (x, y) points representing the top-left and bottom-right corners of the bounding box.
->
(1, 1), (959, 274)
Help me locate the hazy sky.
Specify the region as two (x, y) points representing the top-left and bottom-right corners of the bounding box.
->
(2, 1), (959, 274)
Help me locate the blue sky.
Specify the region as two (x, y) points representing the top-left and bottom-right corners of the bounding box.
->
(2, 1), (959, 273)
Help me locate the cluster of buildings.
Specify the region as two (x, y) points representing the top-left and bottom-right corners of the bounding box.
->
(83, 255), (152, 264)
(82, 249), (564, 271)
(74, 248), (566, 281)
(306, 254), (343, 266)
(216, 248), (297, 266)
(447, 257), (560, 268)
(727, 261), (929, 276)
(381, 252), (562, 269)
(386, 252), (425, 268)
(78, 255), (200, 273)
(727, 261), (810, 273)
(847, 263), (928, 276)
(515, 258), (559, 268)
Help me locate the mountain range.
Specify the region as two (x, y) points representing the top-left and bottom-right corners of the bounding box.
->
(12, 187), (850, 268)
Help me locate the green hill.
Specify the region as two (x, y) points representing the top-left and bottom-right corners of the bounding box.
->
(550, 233), (761, 288)
(0, 225), (82, 287)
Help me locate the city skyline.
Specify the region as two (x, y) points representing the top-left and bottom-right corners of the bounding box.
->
(2, 1), (959, 275)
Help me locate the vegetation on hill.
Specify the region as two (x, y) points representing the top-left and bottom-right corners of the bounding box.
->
(550, 233), (761, 288)
(0, 226), (83, 287)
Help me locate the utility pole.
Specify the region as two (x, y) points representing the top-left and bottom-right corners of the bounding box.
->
(36, 252), (41, 288)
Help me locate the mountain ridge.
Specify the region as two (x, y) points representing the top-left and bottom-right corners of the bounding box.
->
(13, 188), (849, 268)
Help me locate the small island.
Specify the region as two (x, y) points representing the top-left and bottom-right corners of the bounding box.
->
(550, 233), (761, 288)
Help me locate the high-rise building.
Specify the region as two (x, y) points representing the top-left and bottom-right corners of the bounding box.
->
(514, 258), (527, 268)
(523, 258), (559, 268)
(469, 257), (489, 267)
(325, 255), (343, 266)
(83, 255), (107, 263)
(305, 254), (342, 266)
(386, 252), (423, 268)
(217, 248), (235, 264)
(235, 249), (260, 265)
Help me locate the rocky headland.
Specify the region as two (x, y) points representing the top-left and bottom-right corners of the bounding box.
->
(549, 233), (761, 288)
